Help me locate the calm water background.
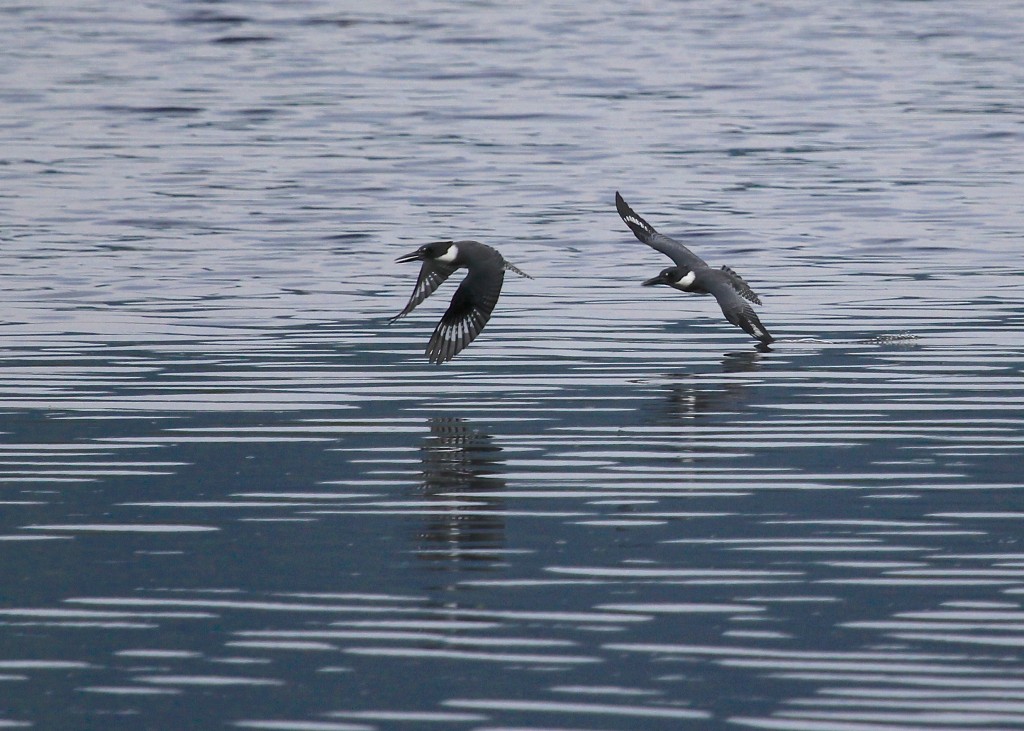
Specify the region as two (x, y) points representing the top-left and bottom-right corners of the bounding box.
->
(2, 1), (1024, 729)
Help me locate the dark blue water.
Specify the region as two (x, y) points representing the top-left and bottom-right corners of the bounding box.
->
(2, 2), (1024, 729)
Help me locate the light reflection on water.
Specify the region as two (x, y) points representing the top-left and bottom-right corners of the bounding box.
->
(4, 312), (1023, 728)
(3, 0), (1024, 729)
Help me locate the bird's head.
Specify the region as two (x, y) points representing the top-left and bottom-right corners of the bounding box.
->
(643, 266), (687, 287)
(395, 240), (459, 264)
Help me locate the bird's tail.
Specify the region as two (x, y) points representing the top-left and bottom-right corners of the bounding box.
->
(504, 261), (533, 279)
(720, 265), (762, 305)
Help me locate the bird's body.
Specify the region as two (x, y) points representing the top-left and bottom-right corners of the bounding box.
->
(615, 192), (774, 345)
(392, 240), (530, 364)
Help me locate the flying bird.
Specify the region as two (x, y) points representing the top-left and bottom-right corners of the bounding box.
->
(615, 192), (774, 345)
(391, 240), (531, 363)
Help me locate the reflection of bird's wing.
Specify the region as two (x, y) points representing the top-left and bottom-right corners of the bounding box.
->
(391, 260), (459, 321)
(719, 265), (762, 305)
(427, 267), (505, 364)
(701, 270), (774, 344)
(615, 192), (707, 270)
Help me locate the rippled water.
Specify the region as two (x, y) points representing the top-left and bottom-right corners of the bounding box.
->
(3, 1), (1024, 729)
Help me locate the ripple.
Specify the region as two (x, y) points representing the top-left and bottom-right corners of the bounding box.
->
(233, 722), (372, 731)
(23, 524), (219, 533)
(444, 698), (710, 720)
(136, 675), (284, 687)
(3, 1), (1024, 729)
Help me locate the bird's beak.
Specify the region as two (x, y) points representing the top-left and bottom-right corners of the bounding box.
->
(642, 274), (667, 287)
(395, 249), (424, 264)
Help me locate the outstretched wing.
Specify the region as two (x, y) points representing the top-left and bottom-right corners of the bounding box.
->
(702, 272), (774, 344)
(720, 265), (762, 305)
(615, 191), (708, 270)
(426, 268), (505, 364)
(391, 260), (459, 322)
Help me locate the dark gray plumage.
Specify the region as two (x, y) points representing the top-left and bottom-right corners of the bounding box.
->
(615, 192), (774, 345)
(391, 240), (531, 364)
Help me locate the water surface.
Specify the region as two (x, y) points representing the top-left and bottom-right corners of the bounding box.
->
(2, 1), (1024, 729)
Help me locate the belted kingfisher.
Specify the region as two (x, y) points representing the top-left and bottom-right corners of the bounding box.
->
(391, 240), (532, 364)
(615, 192), (774, 345)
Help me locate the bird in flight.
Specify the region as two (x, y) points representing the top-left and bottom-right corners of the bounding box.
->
(392, 240), (532, 363)
(615, 192), (774, 345)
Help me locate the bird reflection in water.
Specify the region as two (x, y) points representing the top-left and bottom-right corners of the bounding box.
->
(659, 350), (763, 422)
(414, 417), (506, 570)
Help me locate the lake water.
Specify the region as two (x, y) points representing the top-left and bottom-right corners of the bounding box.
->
(2, 1), (1024, 729)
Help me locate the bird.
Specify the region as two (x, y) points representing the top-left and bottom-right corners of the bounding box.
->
(615, 192), (774, 345)
(391, 240), (532, 364)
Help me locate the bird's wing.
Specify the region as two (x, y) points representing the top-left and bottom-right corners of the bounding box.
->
(426, 268), (505, 364)
(615, 192), (708, 270)
(391, 260), (459, 321)
(719, 265), (762, 305)
(701, 271), (774, 344)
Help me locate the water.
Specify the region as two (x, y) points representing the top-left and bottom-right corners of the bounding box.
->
(2, 1), (1024, 729)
